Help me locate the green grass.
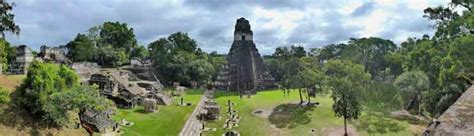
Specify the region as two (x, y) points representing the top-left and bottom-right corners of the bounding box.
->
(0, 75), (26, 92)
(203, 86), (420, 136)
(204, 90), (343, 136)
(114, 89), (204, 136)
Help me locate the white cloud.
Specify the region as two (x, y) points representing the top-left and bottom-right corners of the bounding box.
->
(4, 0), (450, 54)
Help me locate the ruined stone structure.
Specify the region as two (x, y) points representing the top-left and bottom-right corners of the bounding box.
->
(144, 98), (157, 112)
(88, 68), (169, 109)
(79, 109), (118, 134)
(200, 100), (220, 120)
(214, 63), (230, 90)
(9, 45), (34, 74)
(38, 45), (70, 64)
(424, 85), (474, 135)
(71, 62), (101, 83)
(215, 17), (276, 93)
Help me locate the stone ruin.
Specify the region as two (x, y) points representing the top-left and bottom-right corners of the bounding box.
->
(199, 91), (220, 120)
(71, 62), (101, 83)
(88, 69), (169, 109)
(38, 45), (70, 64)
(79, 108), (118, 134)
(214, 17), (277, 94)
(144, 98), (157, 112)
(7, 45), (70, 75)
(74, 61), (170, 109)
(8, 45), (34, 74)
(424, 85), (474, 135)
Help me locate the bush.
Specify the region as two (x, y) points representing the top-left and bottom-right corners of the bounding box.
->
(0, 87), (9, 103)
(11, 61), (110, 126)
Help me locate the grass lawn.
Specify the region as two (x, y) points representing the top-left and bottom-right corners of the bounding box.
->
(203, 85), (421, 136)
(114, 89), (204, 136)
(0, 75), (26, 92)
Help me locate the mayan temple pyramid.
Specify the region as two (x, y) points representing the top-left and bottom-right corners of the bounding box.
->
(215, 17), (277, 94)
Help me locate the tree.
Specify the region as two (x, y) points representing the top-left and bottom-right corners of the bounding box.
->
(0, 0), (20, 37)
(279, 57), (303, 96)
(298, 57), (324, 105)
(149, 32), (216, 85)
(0, 87), (8, 104)
(290, 45), (306, 58)
(131, 45), (149, 60)
(324, 59), (370, 136)
(272, 45), (306, 59)
(342, 37), (398, 80)
(100, 22), (137, 54)
(66, 34), (95, 62)
(11, 61), (110, 126)
(66, 22), (138, 67)
(0, 38), (9, 71)
(393, 71), (430, 114)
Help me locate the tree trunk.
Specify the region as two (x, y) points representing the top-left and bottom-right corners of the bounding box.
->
(343, 94), (348, 136)
(298, 88), (303, 105)
(418, 92), (422, 115)
(307, 88), (311, 105)
(344, 116), (348, 136)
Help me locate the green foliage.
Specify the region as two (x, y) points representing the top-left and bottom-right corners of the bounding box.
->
(393, 71), (429, 113)
(100, 22), (137, 52)
(0, 38), (8, 71)
(131, 45), (149, 59)
(311, 43), (347, 65)
(0, 38), (15, 72)
(358, 82), (404, 111)
(324, 59), (370, 122)
(272, 45), (306, 60)
(66, 34), (95, 62)
(424, 83), (464, 117)
(0, 1), (20, 37)
(343, 37), (399, 79)
(66, 21), (138, 67)
(11, 61), (109, 126)
(43, 85), (110, 125)
(393, 71), (430, 93)
(149, 32), (216, 85)
(0, 87), (9, 103)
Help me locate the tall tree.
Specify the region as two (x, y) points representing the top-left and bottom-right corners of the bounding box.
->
(324, 59), (370, 136)
(100, 22), (137, 54)
(342, 37), (398, 80)
(0, 0), (20, 37)
(149, 32), (215, 85)
(393, 71), (430, 114)
(66, 22), (138, 67)
(0, 38), (9, 71)
(66, 34), (96, 62)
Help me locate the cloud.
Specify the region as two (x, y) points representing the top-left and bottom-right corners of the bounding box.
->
(351, 2), (376, 17)
(4, 0), (449, 55)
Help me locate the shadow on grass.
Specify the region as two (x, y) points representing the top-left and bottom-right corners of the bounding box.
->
(354, 112), (405, 135)
(0, 104), (52, 136)
(133, 108), (148, 114)
(268, 103), (314, 129)
(213, 91), (239, 99)
(184, 89), (204, 95)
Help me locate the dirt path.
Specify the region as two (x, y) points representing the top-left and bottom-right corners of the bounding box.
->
(324, 126), (359, 136)
(179, 90), (209, 136)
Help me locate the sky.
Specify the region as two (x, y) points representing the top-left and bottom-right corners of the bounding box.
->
(5, 0), (450, 55)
